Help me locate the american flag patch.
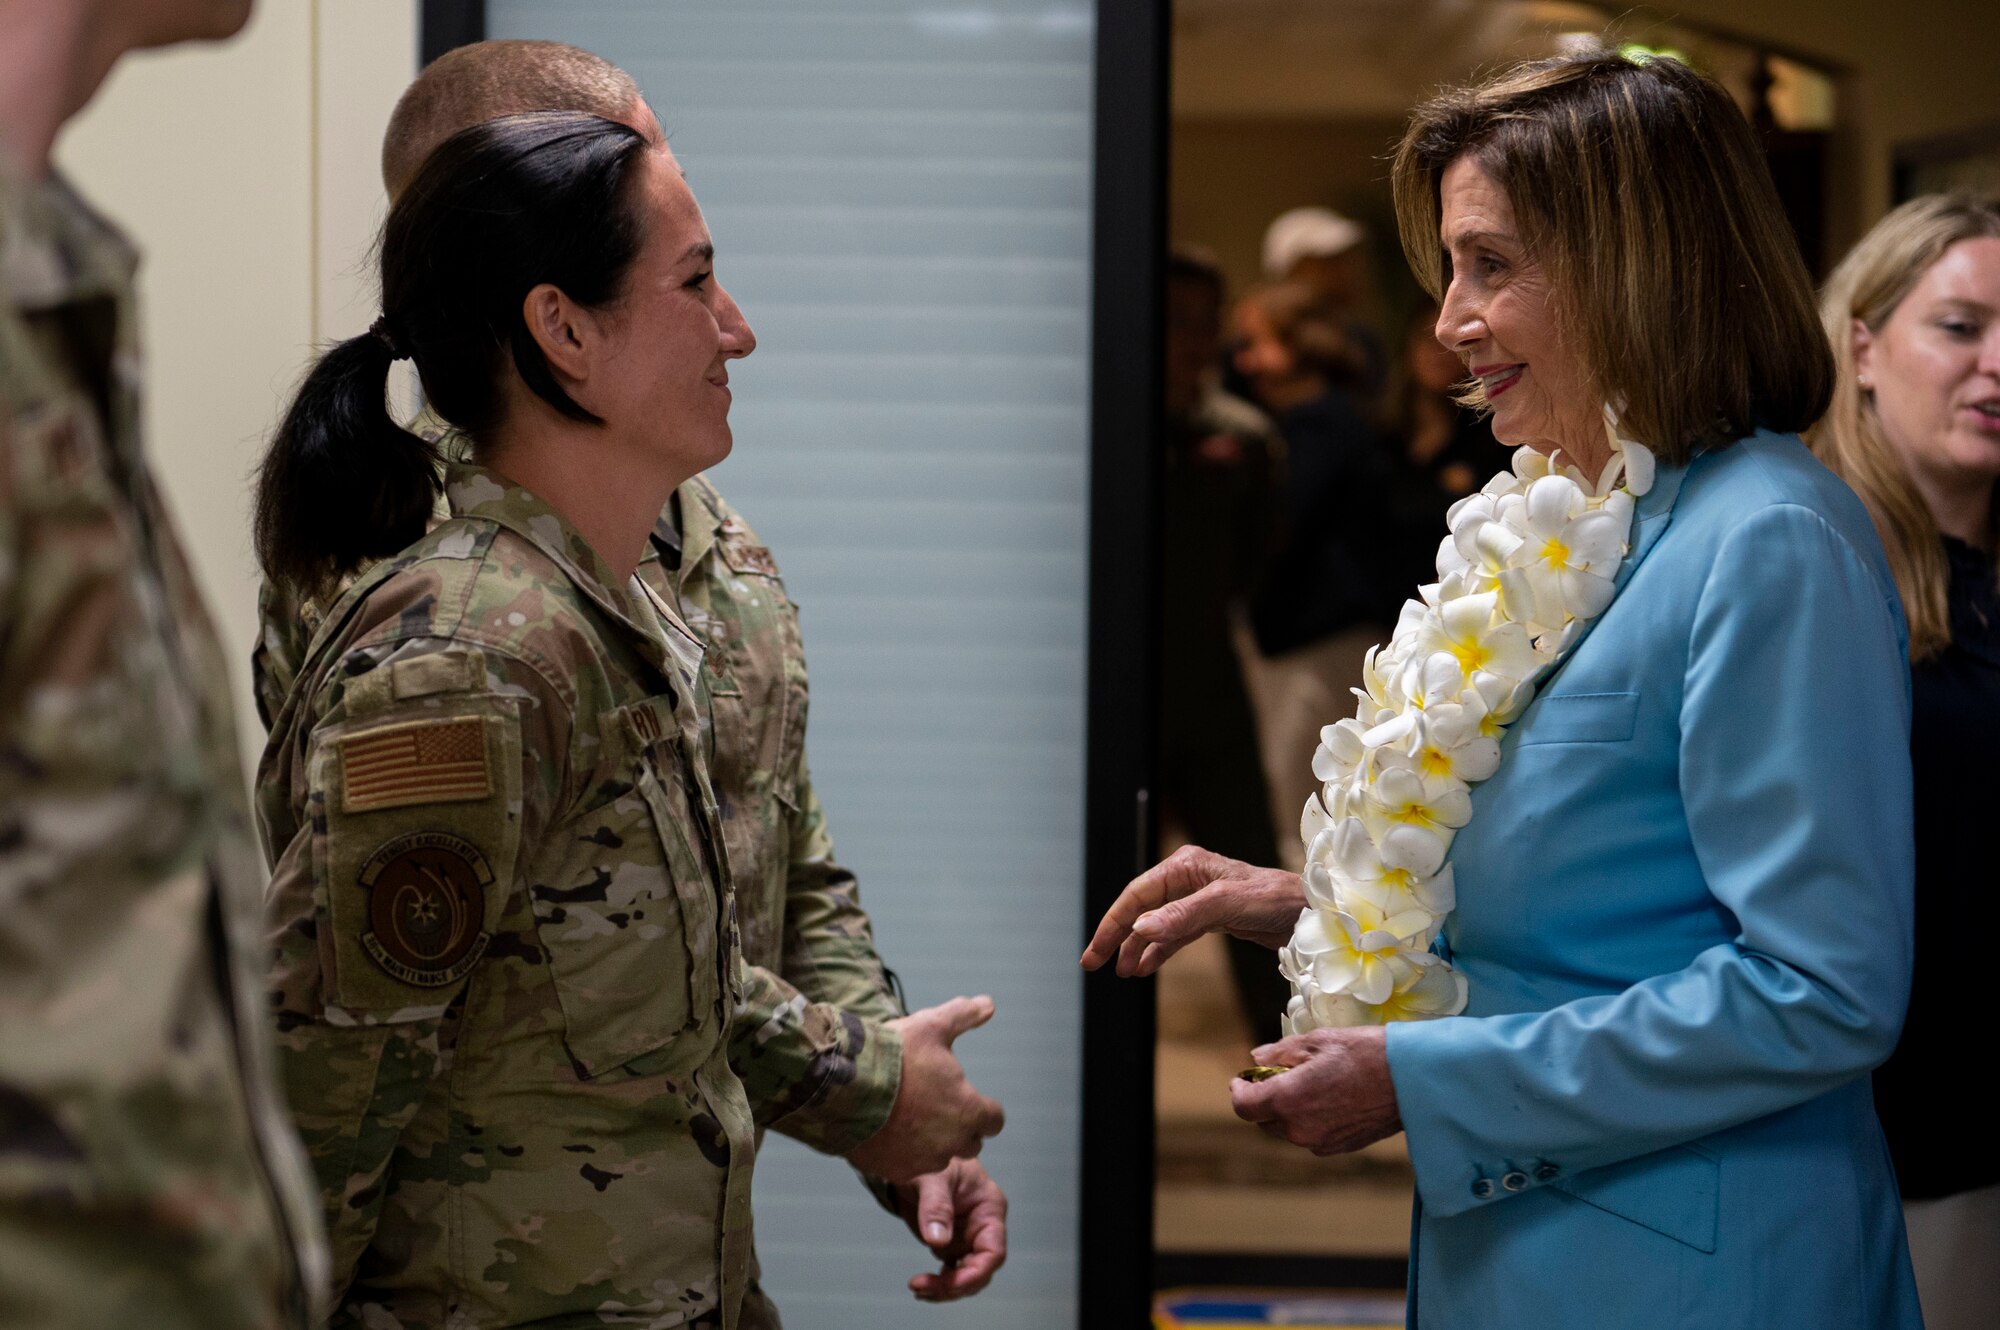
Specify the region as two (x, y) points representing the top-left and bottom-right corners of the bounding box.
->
(340, 717), (492, 813)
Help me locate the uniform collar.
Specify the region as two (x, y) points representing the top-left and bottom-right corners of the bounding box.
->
(674, 476), (727, 581)
(0, 159), (137, 313)
(443, 460), (695, 689)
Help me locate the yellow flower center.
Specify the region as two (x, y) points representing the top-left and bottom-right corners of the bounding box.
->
(1418, 747), (1453, 780)
(1448, 638), (1487, 674)
(1540, 536), (1570, 568)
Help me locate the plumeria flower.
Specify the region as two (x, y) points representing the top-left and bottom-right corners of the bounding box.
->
(1283, 988), (1373, 1035)
(1411, 592), (1539, 688)
(1351, 644), (1406, 724)
(1378, 711), (1502, 786)
(1371, 957), (1469, 1022)
(1317, 817), (1455, 914)
(1286, 904), (1408, 1006)
(1328, 825), (1457, 928)
(1359, 767), (1470, 878)
(1300, 791), (1337, 854)
(1500, 474), (1629, 624)
(1446, 507), (1525, 592)
(1311, 716), (1374, 784)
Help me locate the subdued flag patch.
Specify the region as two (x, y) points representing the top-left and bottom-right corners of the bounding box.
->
(340, 716), (491, 813)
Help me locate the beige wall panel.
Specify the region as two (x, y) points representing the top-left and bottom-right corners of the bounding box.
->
(53, 0), (417, 777)
(57, 4), (315, 777)
(317, 1), (420, 341)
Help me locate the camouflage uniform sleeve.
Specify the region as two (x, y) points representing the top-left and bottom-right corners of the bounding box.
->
(266, 639), (564, 1294)
(778, 752), (904, 1024)
(728, 959), (901, 1156)
(251, 576), (309, 733)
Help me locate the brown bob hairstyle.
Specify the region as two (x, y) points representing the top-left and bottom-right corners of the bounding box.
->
(1391, 50), (1833, 465)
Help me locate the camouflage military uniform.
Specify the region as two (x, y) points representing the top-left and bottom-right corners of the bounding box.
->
(259, 462), (897, 1329)
(665, 478), (905, 1330)
(0, 162), (326, 1327)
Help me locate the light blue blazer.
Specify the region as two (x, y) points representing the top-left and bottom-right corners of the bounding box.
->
(1385, 432), (1922, 1329)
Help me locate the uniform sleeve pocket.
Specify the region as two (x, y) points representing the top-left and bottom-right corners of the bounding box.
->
(313, 700), (520, 1019)
(1514, 691), (1640, 746)
(1550, 1142), (1720, 1252)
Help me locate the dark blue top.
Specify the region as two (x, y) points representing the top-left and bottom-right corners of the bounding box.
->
(1875, 534), (2000, 1200)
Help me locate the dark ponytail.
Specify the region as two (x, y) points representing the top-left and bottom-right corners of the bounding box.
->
(255, 111), (650, 594)
(254, 332), (440, 595)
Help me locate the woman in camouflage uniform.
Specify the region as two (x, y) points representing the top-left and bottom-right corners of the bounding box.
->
(253, 111), (856, 1330)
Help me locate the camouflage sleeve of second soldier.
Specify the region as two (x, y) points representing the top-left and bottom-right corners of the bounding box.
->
(779, 752), (904, 1022)
(722, 762), (906, 1157)
(264, 633), (564, 1292)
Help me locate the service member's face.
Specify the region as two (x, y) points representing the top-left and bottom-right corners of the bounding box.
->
(1855, 236), (2000, 490)
(1434, 155), (1600, 465)
(594, 146), (755, 475)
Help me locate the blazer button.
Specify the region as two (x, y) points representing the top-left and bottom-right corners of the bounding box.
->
(1471, 1177), (1496, 1199)
(1535, 1163), (1561, 1182)
(1501, 1170), (1529, 1192)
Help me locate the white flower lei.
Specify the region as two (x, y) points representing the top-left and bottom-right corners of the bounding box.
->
(1280, 412), (1657, 1032)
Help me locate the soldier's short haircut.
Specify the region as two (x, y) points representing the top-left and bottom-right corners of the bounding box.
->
(383, 39), (644, 198)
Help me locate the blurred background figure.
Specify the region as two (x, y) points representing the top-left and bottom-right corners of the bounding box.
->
(1810, 190), (2000, 1330)
(1230, 280), (1393, 885)
(1158, 246), (1288, 1047)
(1382, 299), (1511, 589)
(1260, 206), (1387, 401)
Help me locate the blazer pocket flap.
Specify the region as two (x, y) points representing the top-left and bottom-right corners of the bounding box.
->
(1551, 1143), (1719, 1253)
(1516, 691), (1640, 745)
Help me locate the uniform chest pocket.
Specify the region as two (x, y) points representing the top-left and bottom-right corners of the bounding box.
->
(531, 700), (728, 1080)
(1514, 691), (1641, 746)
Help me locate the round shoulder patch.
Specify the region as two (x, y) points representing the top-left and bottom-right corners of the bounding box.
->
(358, 831), (495, 987)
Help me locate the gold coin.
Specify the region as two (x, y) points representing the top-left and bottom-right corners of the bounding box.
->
(1237, 1065), (1292, 1082)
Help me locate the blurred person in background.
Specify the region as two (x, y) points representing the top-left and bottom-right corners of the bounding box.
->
(1261, 205), (1387, 401)
(1383, 299), (1511, 589)
(1809, 190), (2000, 1330)
(1159, 246), (1289, 1045)
(0, 1), (328, 1326)
(1231, 280), (1393, 888)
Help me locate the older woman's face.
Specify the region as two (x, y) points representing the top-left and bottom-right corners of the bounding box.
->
(1434, 156), (1600, 464)
(1855, 236), (2000, 490)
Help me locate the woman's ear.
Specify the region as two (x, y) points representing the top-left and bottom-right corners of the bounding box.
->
(1850, 318), (1876, 389)
(522, 283), (594, 387)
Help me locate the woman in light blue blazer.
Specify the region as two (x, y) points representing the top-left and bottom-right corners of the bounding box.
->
(1086, 52), (1922, 1329)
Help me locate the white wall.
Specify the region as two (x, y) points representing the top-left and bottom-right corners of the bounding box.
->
(55, 0), (417, 775)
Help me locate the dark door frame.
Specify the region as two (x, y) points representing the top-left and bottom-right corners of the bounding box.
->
(1079, 1), (1167, 1326)
(417, 4), (1165, 1325)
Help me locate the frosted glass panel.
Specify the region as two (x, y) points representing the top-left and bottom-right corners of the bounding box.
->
(486, 4), (1093, 1324)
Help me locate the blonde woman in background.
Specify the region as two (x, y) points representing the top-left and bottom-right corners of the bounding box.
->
(1809, 191), (2000, 1330)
